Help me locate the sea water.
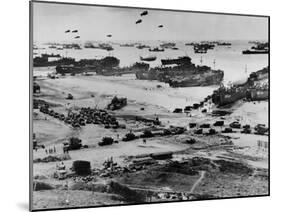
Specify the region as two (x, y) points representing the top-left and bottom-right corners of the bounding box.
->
(33, 40), (268, 110)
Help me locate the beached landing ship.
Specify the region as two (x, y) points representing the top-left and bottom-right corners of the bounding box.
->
(135, 56), (224, 87)
(55, 56), (149, 76)
(55, 56), (120, 74)
(211, 67), (269, 106)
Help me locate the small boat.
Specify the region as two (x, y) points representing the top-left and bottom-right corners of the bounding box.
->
(120, 43), (134, 47)
(149, 47), (164, 52)
(217, 42), (231, 46)
(136, 44), (150, 49)
(242, 49), (269, 54)
(140, 56), (157, 62)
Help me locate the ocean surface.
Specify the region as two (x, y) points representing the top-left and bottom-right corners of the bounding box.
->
(33, 40), (268, 111)
(34, 40), (268, 83)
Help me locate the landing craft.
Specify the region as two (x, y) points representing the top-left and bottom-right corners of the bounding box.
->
(136, 19), (142, 24)
(140, 11), (148, 16)
(74, 36), (80, 39)
(158, 25), (163, 28)
(65, 30), (70, 33)
(72, 30), (78, 33)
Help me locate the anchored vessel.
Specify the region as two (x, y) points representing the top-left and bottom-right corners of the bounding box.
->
(242, 42), (269, 54)
(242, 50), (269, 54)
(160, 42), (176, 49)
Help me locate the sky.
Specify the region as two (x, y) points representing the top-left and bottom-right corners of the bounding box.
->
(32, 2), (268, 43)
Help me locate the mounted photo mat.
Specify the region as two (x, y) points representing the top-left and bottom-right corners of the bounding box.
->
(30, 1), (269, 211)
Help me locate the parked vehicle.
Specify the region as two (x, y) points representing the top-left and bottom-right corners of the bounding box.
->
(229, 121), (241, 129)
(213, 121), (224, 126)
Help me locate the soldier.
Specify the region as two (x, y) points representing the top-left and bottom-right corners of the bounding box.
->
(63, 146), (67, 154)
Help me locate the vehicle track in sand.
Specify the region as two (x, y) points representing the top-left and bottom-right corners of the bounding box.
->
(189, 170), (206, 193)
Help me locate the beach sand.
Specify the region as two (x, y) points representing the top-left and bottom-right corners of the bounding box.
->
(32, 71), (268, 209)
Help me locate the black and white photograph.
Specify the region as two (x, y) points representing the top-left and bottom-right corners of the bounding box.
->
(30, 1), (269, 211)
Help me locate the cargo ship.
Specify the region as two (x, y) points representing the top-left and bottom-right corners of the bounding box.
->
(135, 56), (224, 87)
(33, 54), (75, 67)
(136, 44), (150, 49)
(160, 42), (176, 49)
(83, 42), (114, 51)
(193, 43), (214, 54)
